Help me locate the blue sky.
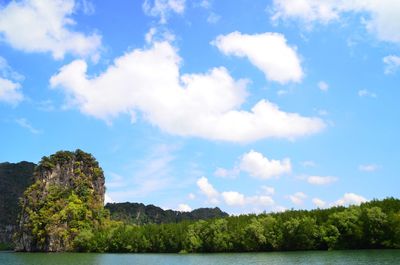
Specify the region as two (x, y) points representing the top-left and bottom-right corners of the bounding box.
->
(0, 0), (399, 214)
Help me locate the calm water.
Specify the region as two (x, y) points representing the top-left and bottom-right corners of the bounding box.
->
(1, 250), (400, 265)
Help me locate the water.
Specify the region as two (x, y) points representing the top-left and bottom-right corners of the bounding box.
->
(1, 250), (399, 265)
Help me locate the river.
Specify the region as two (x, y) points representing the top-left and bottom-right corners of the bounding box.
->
(1, 249), (399, 265)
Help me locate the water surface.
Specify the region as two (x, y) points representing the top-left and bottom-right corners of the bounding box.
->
(1, 249), (399, 265)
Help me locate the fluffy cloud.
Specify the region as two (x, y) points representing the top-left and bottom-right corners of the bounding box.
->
(196, 177), (274, 209)
(288, 192), (307, 205)
(0, 56), (24, 105)
(359, 164), (379, 172)
(196, 176), (219, 204)
(0, 78), (23, 105)
(177, 203), (192, 212)
(0, 0), (101, 59)
(271, 0), (400, 44)
(333, 193), (367, 206)
(221, 191), (245, 206)
(383, 55), (400, 74)
(312, 198), (326, 208)
(143, 0), (185, 24)
(50, 41), (324, 143)
(222, 191), (274, 207)
(240, 150), (291, 179)
(307, 175), (338, 185)
(213, 32), (303, 84)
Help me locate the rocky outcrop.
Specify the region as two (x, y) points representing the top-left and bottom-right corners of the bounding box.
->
(15, 150), (105, 252)
(0, 161), (35, 249)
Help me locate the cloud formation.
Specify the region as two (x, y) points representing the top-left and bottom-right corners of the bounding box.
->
(271, 0), (400, 44)
(0, 0), (101, 59)
(307, 175), (338, 185)
(213, 31), (303, 84)
(0, 56), (24, 105)
(51, 41), (324, 143)
(288, 192), (307, 205)
(333, 193), (367, 206)
(240, 150), (291, 179)
(383, 55), (400, 74)
(196, 176), (219, 204)
(143, 0), (185, 24)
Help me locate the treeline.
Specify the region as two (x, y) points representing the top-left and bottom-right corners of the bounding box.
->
(73, 198), (400, 253)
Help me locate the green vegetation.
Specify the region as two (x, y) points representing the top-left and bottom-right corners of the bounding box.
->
(15, 150), (107, 252)
(106, 202), (228, 225)
(74, 198), (400, 253)
(3, 150), (400, 253)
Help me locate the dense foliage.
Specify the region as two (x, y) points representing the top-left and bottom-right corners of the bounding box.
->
(15, 150), (107, 251)
(106, 202), (228, 225)
(75, 198), (400, 253)
(0, 161), (35, 249)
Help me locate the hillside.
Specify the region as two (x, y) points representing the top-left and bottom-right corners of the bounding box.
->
(105, 202), (229, 225)
(0, 161), (35, 249)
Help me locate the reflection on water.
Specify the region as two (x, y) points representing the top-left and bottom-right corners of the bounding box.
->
(1, 250), (399, 265)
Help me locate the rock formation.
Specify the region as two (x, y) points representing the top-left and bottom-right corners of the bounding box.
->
(15, 150), (105, 252)
(0, 161), (35, 249)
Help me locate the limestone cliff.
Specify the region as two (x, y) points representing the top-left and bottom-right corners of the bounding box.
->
(0, 162), (35, 249)
(15, 150), (106, 252)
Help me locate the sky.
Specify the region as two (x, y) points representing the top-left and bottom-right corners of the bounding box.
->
(0, 0), (399, 214)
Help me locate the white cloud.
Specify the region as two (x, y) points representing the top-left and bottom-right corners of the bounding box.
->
(222, 191), (274, 207)
(196, 176), (219, 203)
(358, 89), (377, 98)
(0, 77), (23, 105)
(196, 177), (274, 209)
(104, 193), (114, 204)
(288, 192), (307, 205)
(261, 186), (275, 195)
(271, 0), (400, 44)
(143, 0), (185, 24)
(307, 175), (338, 185)
(0, 0), (101, 60)
(359, 164), (379, 172)
(177, 203), (192, 212)
(333, 193), (367, 206)
(312, 198), (326, 208)
(213, 31), (303, 84)
(15, 118), (41, 134)
(240, 150), (291, 179)
(383, 55), (400, 74)
(222, 191), (245, 206)
(318, 81), (329, 92)
(188, 193), (196, 200)
(50, 41), (325, 143)
(0, 56), (24, 105)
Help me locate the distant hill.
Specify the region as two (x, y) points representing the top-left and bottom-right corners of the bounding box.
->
(0, 161), (35, 248)
(105, 202), (229, 225)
